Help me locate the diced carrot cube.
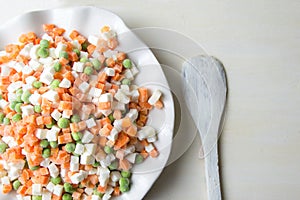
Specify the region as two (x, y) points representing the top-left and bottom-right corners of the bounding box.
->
(2, 184), (12, 194)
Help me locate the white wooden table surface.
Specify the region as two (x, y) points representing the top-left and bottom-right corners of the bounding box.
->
(0, 1), (299, 199)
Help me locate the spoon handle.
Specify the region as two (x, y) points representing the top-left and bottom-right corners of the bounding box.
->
(205, 144), (221, 200)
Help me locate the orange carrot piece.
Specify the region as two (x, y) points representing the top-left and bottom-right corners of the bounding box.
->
(70, 123), (79, 133)
(2, 184), (12, 194)
(119, 158), (132, 171)
(17, 185), (28, 196)
(97, 72), (107, 84)
(154, 99), (164, 109)
(138, 87), (149, 102)
(69, 30), (80, 40)
(72, 191), (82, 199)
(97, 185), (107, 193)
(87, 44), (96, 55)
(114, 132), (130, 150)
(78, 121), (87, 131)
(126, 125), (137, 137)
(98, 101), (111, 110)
(113, 186), (121, 196)
(149, 148), (159, 158)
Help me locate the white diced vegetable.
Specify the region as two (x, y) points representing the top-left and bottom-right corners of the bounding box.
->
(35, 129), (48, 140)
(73, 61), (85, 72)
(99, 93), (112, 102)
(148, 89), (162, 105)
(42, 90), (59, 102)
(80, 152), (95, 165)
(29, 45), (39, 59)
(51, 109), (62, 121)
(28, 59), (42, 71)
(104, 67), (115, 76)
(70, 156), (79, 172)
(86, 118), (96, 128)
(78, 82), (90, 93)
(32, 184), (42, 195)
(29, 92), (41, 106)
(88, 35), (100, 46)
(46, 182), (55, 192)
(114, 90), (130, 104)
(59, 78), (71, 88)
(53, 184), (64, 196)
(48, 163), (59, 178)
(74, 143), (85, 155)
(7, 81), (23, 93)
(21, 105), (34, 117)
(84, 143), (97, 155)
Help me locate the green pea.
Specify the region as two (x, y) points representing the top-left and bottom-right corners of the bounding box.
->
(59, 51), (69, 59)
(80, 57), (88, 63)
(3, 117), (10, 125)
(37, 47), (49, 58)
(30, 165), (40, 171)
(32, 195), (42, 200)
(104, 146), (113, 154)
(0, 141), (8, 153)
(12, 113), (22, 122)
(15, 95), (22, 103)
(50, 141), (58, 148)
(51, 177), (61, 185)
(122, 59), (132, 69)
(16, 89), (23, 102)
(93, 188), (103, 197)
(12, 180), (21, 190)
(46, 124), (54, 129)
(0, 94), (2, 100)
(108, 160), (118, 170)
(21, 90), (31, 103)
(34, 105), (42, 113)
(9, 101), (18, 110)
(15, 103), (22, 113)
(120, 184), (130, 193)
(135, 154), (144, 164)
(46, 119), (55, 128)
(57, 118), (70, 128)
(40, 39), (50, 48)
(53, 62), (62, 72)
(62, 193), (72, 200)
(84, 66), (93, 75)
(50, 79), (60, 89)
(92, 161), (100, 167)
(42, 148), (51, 158)
(65, 143), (76, 153)
(121, 171), (131, 178)
(16, 88), (23, 96)
(108, 114), (114, 123)
(92, 58), (101, 70)
(73, 49), (80, 57)
(121, 78), (131, 85)
(71, 132), (82, 142)
(70, 114), (80, 123)
(119, 177), (130, 187)
(81, 41), (88, 51)
(40, 139), (49, 148)
(32, 80), (42, 89)
(63, 182), (74, 193)
(0, 113), (5, 123)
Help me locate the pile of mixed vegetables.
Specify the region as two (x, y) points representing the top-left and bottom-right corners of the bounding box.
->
(0, 24), (163, 200)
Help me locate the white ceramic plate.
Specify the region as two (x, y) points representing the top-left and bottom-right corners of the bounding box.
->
(0, 6), (174, 200)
